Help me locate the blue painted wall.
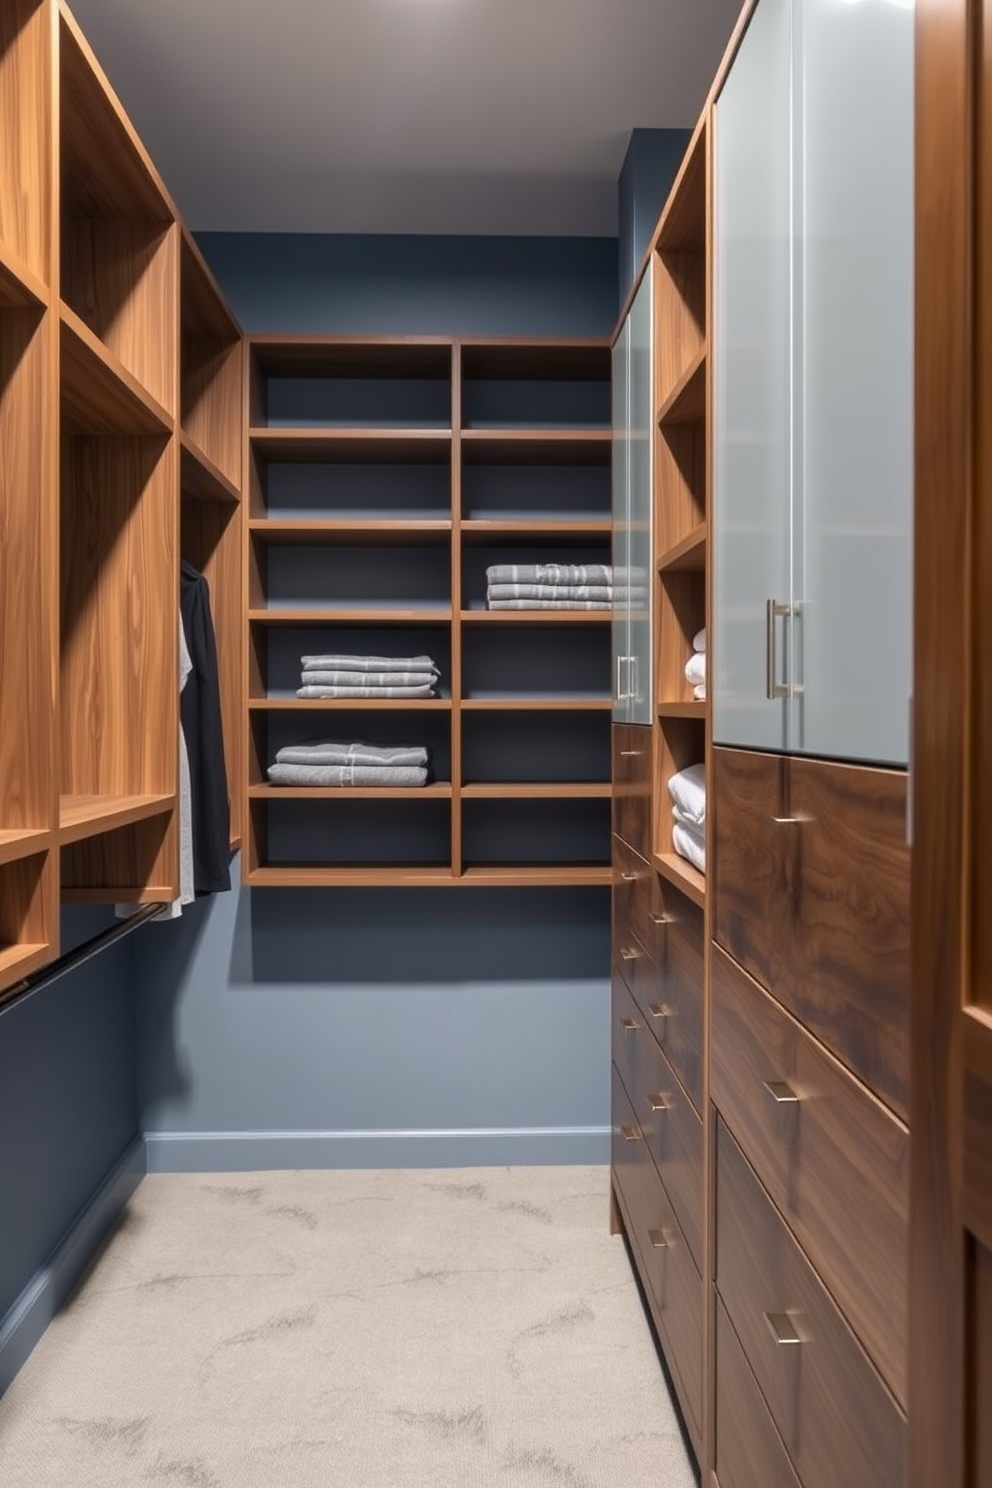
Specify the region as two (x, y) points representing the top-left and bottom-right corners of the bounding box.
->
(618, 129), (692, 306)
(136, 233), (616, 1170)
(0, 909), (137, 1323)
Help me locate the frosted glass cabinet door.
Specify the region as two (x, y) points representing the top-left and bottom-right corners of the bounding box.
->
(713, 0), (796, 752)
(612, 317), (631, 723)
(628, 272), (653, 724)
(797, 0), (913, 766)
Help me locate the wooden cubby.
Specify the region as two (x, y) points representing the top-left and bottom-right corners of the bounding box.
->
(244, 335), (612, 886)
(0, 0), (53, 300)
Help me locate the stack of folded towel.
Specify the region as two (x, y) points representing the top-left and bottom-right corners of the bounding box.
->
(485, 563), (614, 610)
(267, 740), (431, 788)
(684, 628), (706, 701)
(296, 654), (440, 698)
(668, 762), (706, 874)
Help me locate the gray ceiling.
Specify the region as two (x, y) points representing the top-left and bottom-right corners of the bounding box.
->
(69, 0), (744, 237)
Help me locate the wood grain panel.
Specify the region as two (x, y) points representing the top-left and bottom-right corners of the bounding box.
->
(973, 1241), (992, 1488)
(654, 246), (706, 400)
(657, 569), (706, 707)
(612, 1063), (702, 1438)
(614, 974), (703, 1268)
(711, 945), (909, 1403)
(0, 306), (56, 832)
(716, 1120), (905, 1488)
(964, 1010), (992, 1252)
(713, 747), (910, 1118)
(715, 1297), (800, 1488)
(654, 715), (706, 865)
(0, 849), (54, 973)
(651, 890), (704, 1112)
(655, 418), (707, 555)
(0, 0), (52, 285)
(613, 722), (652, 859)
(60, 811), (174, 898)
(613, 833), (657, 956)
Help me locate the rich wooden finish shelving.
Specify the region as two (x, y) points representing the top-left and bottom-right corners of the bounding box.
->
(658, 523), (707, 573)
(59, 793), (175, 844)
(245, 334), (612, 886)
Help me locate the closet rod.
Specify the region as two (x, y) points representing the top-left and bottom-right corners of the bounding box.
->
(0, 903), (167, 1017)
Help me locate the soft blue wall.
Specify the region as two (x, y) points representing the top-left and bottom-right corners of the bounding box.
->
(618, 129), (692, 306)
(139, 233), (616, 1170)
(0, 908), (137, 1322)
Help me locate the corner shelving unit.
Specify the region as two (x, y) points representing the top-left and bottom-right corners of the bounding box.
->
(243, 335), (613, 886)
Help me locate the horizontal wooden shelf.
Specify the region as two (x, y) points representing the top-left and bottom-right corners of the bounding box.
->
(245, 864), (612, 888)
(653, 850), (707, 910)
(658, 523), (708, 573)
(654, 117), (707, 256)
(460, 609), (611, 625)
(61, 304), (173, 436)
(249, 336), (452, 378)
(0, 829), (54, 868)
(0, 942), (55, 990)
(461, 782), (612, 799)
(250, 697), (452, 711)
(61, 885), (175, 905)
(59, 792), (175, 845)
(460, 340), (611, 380)
(658, 701), (707, 720)
(461, 698), (611, 712)
(460, 519), (611, 543)
(460, 429), (611, 465)
(180, 431), (241, 504)
(0, 240), (48, 309)
(249, 429), (452, 463)
(248, 518), (452, 544)
(250, 783), (453, 800)
(249, 607), (452, 625)
(657, 345), (707, 427)
(458, 865), (612, 886)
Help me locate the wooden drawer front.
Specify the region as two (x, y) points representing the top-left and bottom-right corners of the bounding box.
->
(715, 1296), (800, 1488)
(613, 928), (663, 1024)
(614, 976), (703, 1270)
(716, 1120), (906, 1488)
(713, 746), (910, 1120)
(613, 723), (652, 860)
(613, 834), (660, 959)
(654, 892), (705, 1112)
(711, 945), (909, 1404)
(612, 1064), (702, 1435)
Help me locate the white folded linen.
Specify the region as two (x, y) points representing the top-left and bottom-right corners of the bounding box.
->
(275, 741), (429, 768)
(300, 669), (437, 689)
(296, 683), (436, 698)
(486, 598), (611, 610)
(684, 651), (706, 687)
(486, 583), (614, 603)
(485, 563), (612, 586)
(301, 654), (439, 674)
(693, 683), (706, 701)
(667, 762), (706, 827)
(692, 628), (706, 654)
(267, 763), (428, 787)
(672, 821), (706, 874)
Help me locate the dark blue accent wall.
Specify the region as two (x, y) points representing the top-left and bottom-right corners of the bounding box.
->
(0, 909), (136, 1322)
(618, 129), (693, 305)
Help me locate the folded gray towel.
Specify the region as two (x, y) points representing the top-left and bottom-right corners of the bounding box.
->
(296, 683), (437, 698)
(486, 599), (612, 610)
(301, 654), (439, 674)
(275, 741), (429, 768)
(267, 763), (428, 787)
(485, 563), (613, 586)
(300, 669), (438, 689)
(486, 583), (613, 602)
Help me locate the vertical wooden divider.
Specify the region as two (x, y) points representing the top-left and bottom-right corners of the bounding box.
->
(450, 340), (463, 877)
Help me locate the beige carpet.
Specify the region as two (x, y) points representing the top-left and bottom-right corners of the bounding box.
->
(0, 1166), (697, 1488)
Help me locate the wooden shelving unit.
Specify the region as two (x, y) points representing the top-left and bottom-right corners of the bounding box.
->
(244, 335), (612, 886)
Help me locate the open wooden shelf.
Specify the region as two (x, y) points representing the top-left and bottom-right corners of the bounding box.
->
(181, 430), (241, 504)
(250, 517), (452, 543)
(461, 429), (611, 465)
(461, 698), (610, 712)
(59, 793), (175, 845)
(250, 429), (452, 463)
(250, 783), (452, 800)
(246, 864), (612, 889)
(0, 941), (53, 986)
(659, 523), (708, 573)
(249, 606), (453, 625)
(250, 697), (453, 712)
(461, 782), (611, 799)
(654, 115), (708, 256)
(658, 701), (707, 720)
(653, 850), (707, 910)
(461, 609), (610, 625)
(0, 242), (47, 310)
(0, 829), (54, 868)
(60, 304), (173, 435)
(657, 345), (707, 427)
(459, 865), (612, 887)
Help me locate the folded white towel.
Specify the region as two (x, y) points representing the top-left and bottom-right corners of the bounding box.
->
(693, 628), (706, 654)
(684, 652), (706, 687)
(486, 583), (613, 603)
(672, 821), (706, 874)
(668, 762), (706, 827)
(296, 683), (436, 698)
(300, 670), (437, 690)
(693, 683), (706, 701)
(301, 654), (439, 675)
(275, 741), (430, 768)
(486, 599), (611, 610)
(485, 563), (612, 586)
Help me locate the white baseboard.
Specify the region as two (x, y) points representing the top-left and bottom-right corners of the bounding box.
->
(0, 1136), (145, 1398)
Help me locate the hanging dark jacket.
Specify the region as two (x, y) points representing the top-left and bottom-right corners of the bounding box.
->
(180, 561), (231, 894)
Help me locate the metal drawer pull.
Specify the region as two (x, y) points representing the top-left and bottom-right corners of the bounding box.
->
(650, 911), (673, 927)
(620, 947), (639, 963)
(764, 1079), (800, 1104)
(648, 1092), (669, 1112)
(648, 1228), (669, 1250)
(619, 750), (642, 758)
(764, 815), (807, 827)
(621, 1018), (640, 1033)
(620, 1124), (641, 1143)
(764, 1311), (802, 1346)
(621, 872), (637, 883)
(649, 1003), (672, 1023)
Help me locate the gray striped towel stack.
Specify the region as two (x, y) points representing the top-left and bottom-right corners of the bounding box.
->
(267, 740), (431, 788)
(485, 563), (614, 610)
(296, 653), (440, 699)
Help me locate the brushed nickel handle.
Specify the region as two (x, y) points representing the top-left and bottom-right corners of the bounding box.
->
(648, 1092), (670, 1112)
(764, 815), (807, 826)
(620, 947), (638, 963)
(620, 1124), (641, 1143)
(619, 750), (642, 758)
(621, 1018), (640, 1033)
(650, 911), (673, 926)
(764, 1079), (800, 1104)
(649, 1002), (672, 1023)
(766, 598), (791, 700)
(764, 1311), (802, 1346)
(621, 872), (637, 883)
(648, 1228), (669, 1249)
